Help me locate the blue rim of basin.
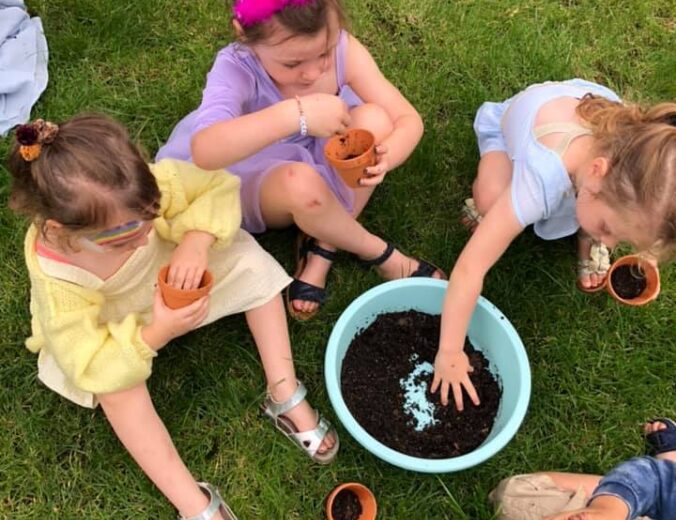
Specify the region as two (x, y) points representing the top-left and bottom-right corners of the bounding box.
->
(325, 278), (531, 473)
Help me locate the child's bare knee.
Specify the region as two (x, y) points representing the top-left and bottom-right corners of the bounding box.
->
(350, 103), (394, 142)
(282, 163), (331, 212)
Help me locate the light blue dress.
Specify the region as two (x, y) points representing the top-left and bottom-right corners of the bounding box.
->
(473, 79), (620, 239)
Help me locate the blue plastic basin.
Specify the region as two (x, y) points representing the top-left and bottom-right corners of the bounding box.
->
(325, 278), (531, 473)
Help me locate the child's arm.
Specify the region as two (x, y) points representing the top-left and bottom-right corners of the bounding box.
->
(29, 266), (209, 396)
(344, 35), (424, 181)
(432, 190), (523, 410)
(189, 56), (350, 170)
(29, 278), (156, 395)
(543, 495), (629, 520)
(152, 159), (241, 250)
(192, 96), (351, 170)
(152, 159), (245, 289)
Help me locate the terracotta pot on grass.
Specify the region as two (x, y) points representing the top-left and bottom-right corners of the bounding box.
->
(157, 265), (213, 309)
(324, 129), (376, 189)
(325, 482), (377, 520)
(606, 254), (660, 306)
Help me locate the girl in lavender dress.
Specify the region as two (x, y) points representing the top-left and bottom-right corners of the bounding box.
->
(158, 0), (445, 321)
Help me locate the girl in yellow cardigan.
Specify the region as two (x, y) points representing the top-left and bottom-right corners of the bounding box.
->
(8, 114), (339, 520)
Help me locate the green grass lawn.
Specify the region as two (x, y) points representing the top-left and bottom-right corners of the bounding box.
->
(0, 1), (674, 518)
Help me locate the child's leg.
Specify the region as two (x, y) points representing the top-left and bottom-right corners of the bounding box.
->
(244, 294), (335, 453)
(472, 151), (513, 216)
(98, 384), (227, 520)
(260, 147), (443, 316)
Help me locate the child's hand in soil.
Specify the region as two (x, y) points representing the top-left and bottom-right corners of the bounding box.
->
(143, 289), (210, 349)
(360, 144), (390, 186)
(168, 230), (215, 290)
(431, 350), (480, 411)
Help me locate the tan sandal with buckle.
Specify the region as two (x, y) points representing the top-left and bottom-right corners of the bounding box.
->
(178, 482), (237, 520)
(261, 381), (340, 465)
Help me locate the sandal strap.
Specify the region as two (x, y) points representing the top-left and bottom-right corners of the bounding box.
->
(410, 260), (438, 278)
(300, 236), (337, 262)
(179, 482), (237, 520)
(288, 279), (327, 304)
(360, 242), (396, 268)
(264, 381), (307, 417)
(646, 417), (676, 456)
(291, 415), (331, 457)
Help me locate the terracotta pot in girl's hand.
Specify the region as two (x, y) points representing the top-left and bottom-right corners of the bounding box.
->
(606, 254), (660, 306)
(325, 482), (377, 520)
(324, 129), (376, 189)
(157, 265), (213, 309)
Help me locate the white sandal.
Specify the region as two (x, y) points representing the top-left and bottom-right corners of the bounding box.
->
(577, 240), (610, 292)
(178, 482), (237, 520)
(460, 198), (483, 232)
(261, 381), (340, 465)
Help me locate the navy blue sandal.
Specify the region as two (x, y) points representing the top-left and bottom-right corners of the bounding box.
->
(285, 233), (337, 321)
(359, 242), (446, 279)
(645, 417), (676, 456)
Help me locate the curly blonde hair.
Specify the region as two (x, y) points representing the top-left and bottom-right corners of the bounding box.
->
(577, 95), (676, 261)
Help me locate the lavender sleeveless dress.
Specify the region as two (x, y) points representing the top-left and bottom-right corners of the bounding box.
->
(156, 30), (362, 233)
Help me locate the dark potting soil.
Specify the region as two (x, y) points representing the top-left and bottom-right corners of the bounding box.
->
(610, 264), (647, 299)
(331, 489), (362, 520)
(341, 311), (501, 459)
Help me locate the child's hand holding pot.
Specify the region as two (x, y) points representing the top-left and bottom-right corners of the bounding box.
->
(167, 231), (215, 290)
(143, 290), (210, 350)
(360, 143), (390, 186)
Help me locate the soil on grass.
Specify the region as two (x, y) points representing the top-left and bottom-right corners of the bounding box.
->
(611, 264), (647, 299)
(341, 311), (501, 459)
(331, 489), (362, 520)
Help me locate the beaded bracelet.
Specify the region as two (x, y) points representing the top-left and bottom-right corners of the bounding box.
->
(295, 95), (308, 137)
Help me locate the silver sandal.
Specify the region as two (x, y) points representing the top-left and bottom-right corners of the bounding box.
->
(178, 482), (237, 520)
(261, 381), (340, 465)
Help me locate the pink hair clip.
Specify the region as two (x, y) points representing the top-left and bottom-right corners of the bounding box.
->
(233, 0), (315, 27)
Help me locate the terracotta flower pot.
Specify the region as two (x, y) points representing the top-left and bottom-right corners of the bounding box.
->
(157, 265), (213, 309)
(606, 254), (660, 306)
(324, 129), (376, 189)
(325, 482), (377, 520)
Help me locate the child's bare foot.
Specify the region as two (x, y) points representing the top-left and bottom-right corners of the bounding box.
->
(644, 418), (676, 462)
(544, 495), (629, 520)
(577, 233), (609, 291)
